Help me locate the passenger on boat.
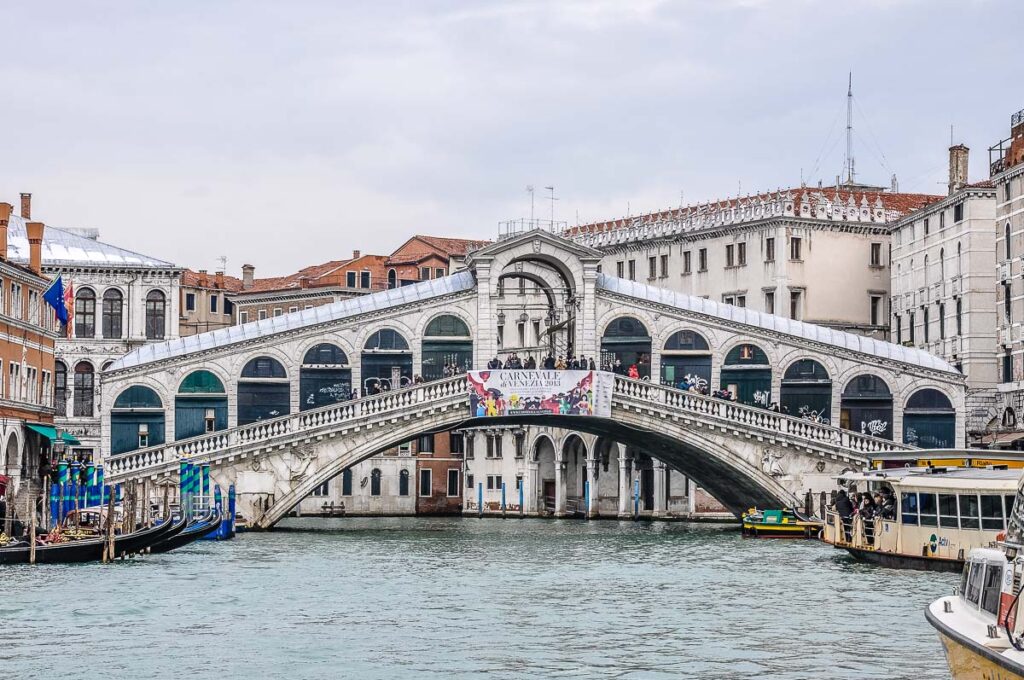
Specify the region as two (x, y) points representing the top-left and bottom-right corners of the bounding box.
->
(834, 490), (854, 541)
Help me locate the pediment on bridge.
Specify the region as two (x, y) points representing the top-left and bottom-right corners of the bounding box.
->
(465, 229), (602, 267)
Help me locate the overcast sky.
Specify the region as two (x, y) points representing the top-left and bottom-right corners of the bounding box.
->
(2, 1), (1021, 276)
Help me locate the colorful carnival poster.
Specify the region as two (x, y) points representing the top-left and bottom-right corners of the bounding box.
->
(466, 370), (613, 418)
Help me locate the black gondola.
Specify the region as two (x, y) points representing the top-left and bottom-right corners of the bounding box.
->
(149, 508), (222, 554)
(0, 514), (187, 565)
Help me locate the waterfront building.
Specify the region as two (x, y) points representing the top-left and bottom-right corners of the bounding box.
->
(0, 200), (58, 504)
(179, 269), (241, 336)
(568, 184), (942, 345)
(889, 145), (997, 445)
(6, 194), (182, 461)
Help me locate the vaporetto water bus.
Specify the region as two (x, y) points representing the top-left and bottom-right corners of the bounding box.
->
(823, 467), (1020, 572)
(926, 474), (1024, 679)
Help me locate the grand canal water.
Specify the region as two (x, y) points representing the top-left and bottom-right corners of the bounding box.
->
(2, 517), (953, 679)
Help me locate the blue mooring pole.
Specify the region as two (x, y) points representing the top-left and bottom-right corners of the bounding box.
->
(584, 480), (590, 520)
(633, 478), (640, 520)
(519, 481), (524, 518)
(501, 482), (506, 517)
(477, 482), (483, 517)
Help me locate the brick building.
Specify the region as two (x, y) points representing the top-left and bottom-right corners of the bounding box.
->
(179, 269), (242, 336)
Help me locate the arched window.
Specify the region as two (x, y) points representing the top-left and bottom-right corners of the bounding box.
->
(102, 289), (123, 339)
(721, 344), (771, 407)
(176, 370), (228, 439)
(422, 315), (473, 380)
(301, 344), (352, 409)
(145, 290), (166, 340)
(780, 360), (831, 422)
(957, 242), (963, 276)
(364, 329), (410, 351)
(840, 375), (893, 440)
(939, 248), (945, 281)
(923, 254), (929, 286)
(904, 388), (956, 448)
(1007, 223), (1012, 261)
(362, 329), (412, 393)
(54, 361), (67, 416)
(601, 317), (652, 378)
(75, 288), (96, 338)
(399, 469), (410, 496)
(73, 362), (94, 417)
(387, 269), (398, 289)
(110, 385), (165, 454)
(370, 468), (382, 496)
(661, 330), (711, 390)
(341, 468), (353, 495)
(241, 357), (287, 379)
(238, 357), (289, 425)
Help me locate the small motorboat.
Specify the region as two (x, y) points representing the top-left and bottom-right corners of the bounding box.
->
(0, 514), (187, 565)
(742, 508), (822, 538)
(149, 508), (222, 554)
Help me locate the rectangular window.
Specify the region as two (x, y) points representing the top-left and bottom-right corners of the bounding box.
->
(648, 256), (657, 279)
(870, 243), (882, 267)
(919, 493), (938, 527)
(737, 242), (746, 266)
(924, 218), (930, 235)
(494, 436), (503, 458)
(616, 261), (624, 278)
(939, 211), (946, 229)
(870, 296), (882, 326)
(420, 266), (431, 281)
(466, 473), (474, 489)
(659, 254), (668, 277)
(789, 290), (801, 320)
(209, 295), (218, 313)
(735, 295), (745, 308)
(289, 306), (298, 313)
(447, 469), (459, 497)
(790, 237), (802, 261)
(449, 432), (465, 454)
(486, 436), (494, 458)
(725, 244), (734, 267)
(981, 495), (1005, 530)
(901, 492), (919, 525)
(312, 481), (329, 497)
(982, 565), (1003, 615)
(258, 310), (268, 320)
(894, 313), (902, 344)
(435, 268), (445, 279)
(185, 293), (196, 311)
(959, 494), (980, 529)
(347, 271), (357, 287)
(627, 260), (636, 281)
(417, 434), (435, 453)
(938, 494), (959, 529)
(239, 311), (249, 323)
(273, 308), (283, 317)
(360, 271), (371, 288)
(724, 295), (734, 306)
(765, 291), (775, 315)
(698, 249), (707, 272)
(765, 237), (775, 262)
(342, 470), (352, 495)
(486, 475), (494, 490)
(224, 299), (234, 315)
(953, 202), (964, 223)
(419, 469), (432, 497)
(683, 251), (692, 274)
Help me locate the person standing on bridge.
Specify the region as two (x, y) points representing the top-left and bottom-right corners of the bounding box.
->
(543, 354), (555, 369)
(525, 355), (536, 369)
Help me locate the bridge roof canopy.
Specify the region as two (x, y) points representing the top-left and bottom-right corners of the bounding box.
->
(597, 274), (959, 376)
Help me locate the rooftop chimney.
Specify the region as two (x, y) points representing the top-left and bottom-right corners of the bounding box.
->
(353, 249), (361, 259)
(20, 193), (31, 220)
(0, 203), (11, 261)
(215, 271), (225, 289)
(26, 221), (44, 275)
(298, 275), (310, 289)
(948, 144), (969, 195)
(198, 269), (209, 288)
(242, 264), (255, 290)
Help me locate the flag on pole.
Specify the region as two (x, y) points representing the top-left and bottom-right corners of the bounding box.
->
(63, 279), (74, 338)
(42, 274), (68, 325)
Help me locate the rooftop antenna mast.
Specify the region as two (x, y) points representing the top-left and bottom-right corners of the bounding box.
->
(217, 255), (227, 272)
(527, 185), (535, 223)
(845, 72), (855, 185)
(545, 186), (557, 227)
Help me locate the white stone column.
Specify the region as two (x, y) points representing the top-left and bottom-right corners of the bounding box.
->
(653, 459), (667, 517)
(473, 259), (495, 368)
(687, 477), (697, 515)
(526, 461), (539, 514)
(554, 454), (566, 517)
(617, 444), (631, 518)
(586, 456), (598, 518)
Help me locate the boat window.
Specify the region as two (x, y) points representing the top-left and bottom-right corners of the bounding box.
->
(1006, 495), (1018, 527)
(981, 495), (1005, 531)
(919, 493), (938, 527)
(965, 561), (984, 605)
(959, 494), (980, 530)
(938, 494), (959, 529)
(981, 564), (1003, 616)
(901, 493), (919, 526)
(959, 563), (970, 599)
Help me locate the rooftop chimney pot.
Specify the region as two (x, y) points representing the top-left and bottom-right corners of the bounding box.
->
(353, 250), (361, 259)
(242, 264), (255, 290)
(948, 144), (969, 195)
(215, 271), (224, 289)
(0, 203), (11, 261)
(19, 193), (31, 220)
(25, 221), (44, 275)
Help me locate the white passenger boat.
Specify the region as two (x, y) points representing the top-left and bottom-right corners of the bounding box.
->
(822, 468), (1019, 572)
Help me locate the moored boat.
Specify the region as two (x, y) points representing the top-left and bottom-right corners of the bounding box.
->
(0, 514), (187, 565)
(149, 508), (222, 554)
(741, 508), (822, 538)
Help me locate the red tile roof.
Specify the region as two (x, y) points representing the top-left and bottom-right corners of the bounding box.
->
(387, 234), (490, 265)
(182, 269), (244, 292)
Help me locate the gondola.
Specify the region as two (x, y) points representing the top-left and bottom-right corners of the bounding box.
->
(149, 508), (222, 554)
(0, 514), (187, 565)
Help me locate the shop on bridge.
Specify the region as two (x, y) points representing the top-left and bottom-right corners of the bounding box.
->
(362, 329), (413, 393)
(779, 359), (832, 423)
(839, 374), (893, 440)
(659, 330), (712, 391)
(720, 343), (771, 407)
(110, 385), (165, 455)
(175, 370), (228, 439)
(237, 357), (290, 425)
(600, 316), (651, 378)
(300, 343), (352, 410)
(903, 388), (956, 448)
(420, 315), (472, 381)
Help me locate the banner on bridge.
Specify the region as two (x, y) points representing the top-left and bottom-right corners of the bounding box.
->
(466, 370), (613, 418)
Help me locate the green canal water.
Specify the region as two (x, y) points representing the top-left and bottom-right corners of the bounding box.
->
(1, 517), (953, 679)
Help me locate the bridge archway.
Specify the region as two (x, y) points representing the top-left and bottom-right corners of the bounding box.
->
(421, 315), (473, 380)
(839, 374), (893, 440)
(780, 359), (831, 422)
(175, 370), (228, 439)
(362, 328), (412, 393)
(300, 343), (351, 410)
(660, 329), (711, 390)
(903, 388), (956, 448)
(532, 434), (557, 511)
(601, 316), (651, 378)
(561, 433), (588, 503)
(238, 357), (289, 425)
(721, 343), (771, 407)
(111, 385), (165, 455)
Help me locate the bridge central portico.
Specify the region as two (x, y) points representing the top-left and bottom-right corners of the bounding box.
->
(100, 229), (965, 527)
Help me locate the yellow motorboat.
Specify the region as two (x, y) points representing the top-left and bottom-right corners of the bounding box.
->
(741, 508), (822, 538)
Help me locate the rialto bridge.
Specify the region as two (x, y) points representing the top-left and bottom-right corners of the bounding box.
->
(99, 230), (965, 527)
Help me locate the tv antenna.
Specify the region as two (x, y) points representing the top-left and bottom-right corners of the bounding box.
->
(545, 186), (558, 225)
(844, 72), (855, 185)
(526, 185), (535, 222)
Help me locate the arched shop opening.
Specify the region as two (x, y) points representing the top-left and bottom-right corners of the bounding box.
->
(840, 375), (893, 440)
(601, 317), (651, 378)
(660, 330), (712, 390)
(110, 386), (165, 454)
(300, 343), (352, 410)
(362, 329), (413, 394)
(533, 436), (557, 512)
(237, 357), (290, 425)
(720, 343), (771, 407)
(903, 388), (956, 448)
(421, 315), (473, 381)
(175, 370), (228, 439)
(780, 359), (832, 422)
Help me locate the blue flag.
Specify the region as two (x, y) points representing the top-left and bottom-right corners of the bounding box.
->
(43, 274), (68, 325)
